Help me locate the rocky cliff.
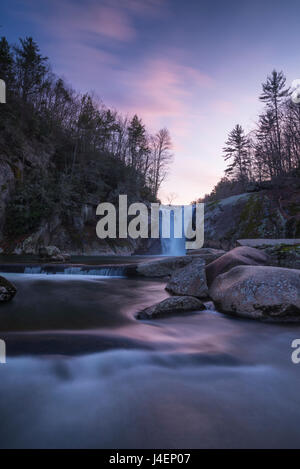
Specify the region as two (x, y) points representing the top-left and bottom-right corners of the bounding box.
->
(203, 181), (300, 250)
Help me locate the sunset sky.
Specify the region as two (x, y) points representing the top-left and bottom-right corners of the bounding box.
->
(2, 0), (299, 203)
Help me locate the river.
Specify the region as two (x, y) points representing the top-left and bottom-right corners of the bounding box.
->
(0, 268), (300, 448)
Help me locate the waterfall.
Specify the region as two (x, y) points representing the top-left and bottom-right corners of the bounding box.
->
(0, 264), (126, 277)
(159, 206), (186, 256)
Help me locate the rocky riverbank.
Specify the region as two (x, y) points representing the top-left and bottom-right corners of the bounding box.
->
(135, 246), (300, 322)
(1, 243), (300, 321)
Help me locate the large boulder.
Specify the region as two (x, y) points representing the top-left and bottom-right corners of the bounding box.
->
(137, 256), (193, 277)
(0, 276), (17, 303)
(205, 246), (270, 287)
(136, 296), (205, 320)
(166, 259), (208, 298)
(209, 265), (300, 320)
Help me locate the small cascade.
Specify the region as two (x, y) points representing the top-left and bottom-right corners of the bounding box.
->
(0, 264), (127, 277)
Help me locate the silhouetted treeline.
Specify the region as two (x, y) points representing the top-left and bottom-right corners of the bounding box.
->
(199, 70), (300, 203)
(0, 36), (173, 236)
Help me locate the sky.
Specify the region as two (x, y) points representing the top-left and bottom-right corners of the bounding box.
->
(1, 0), (300, 203)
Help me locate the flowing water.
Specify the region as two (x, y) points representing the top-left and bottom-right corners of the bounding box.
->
(160, 207), (186, 256)
(0, 270), (300, 448)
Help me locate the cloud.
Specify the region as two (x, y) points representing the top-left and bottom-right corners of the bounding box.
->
(41, 0), (137, 42)
(115, 57), (214, 125)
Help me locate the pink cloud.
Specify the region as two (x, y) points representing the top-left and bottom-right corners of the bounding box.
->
(116, 58), (214, 124)
(23, 0), (138, 43)
(85, 5), (136, 42)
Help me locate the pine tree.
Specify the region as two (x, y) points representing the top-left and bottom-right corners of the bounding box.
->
(0, 36), (14, 85)
(259, 70), (289, 171)
(127, 114), (149, 171)
(223, 124), (250, 185)
(14, 37), (48, 102)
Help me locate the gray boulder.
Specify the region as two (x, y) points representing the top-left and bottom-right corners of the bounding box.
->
(0, 276), (17, 303)
(137, 256), (193, 277)
(136, 296), (204, 320)
(205, 246), (270, 287)
(166, 259), (208, 298)
(209, 265), (300, 320)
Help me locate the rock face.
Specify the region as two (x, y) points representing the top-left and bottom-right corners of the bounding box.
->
(136, 296), (204, 320)
(237, 238), (300, 248)
(205, 246), (270, 287)
(204, 192), (287, 250)
(0, 276), (17, 303)
(237, 239), (300, 270)
(209, 265), (300, 320)
(0, 162), (15, 239)
(186, 248), (226, 263)
(137, 256), (194, 277)
(166, 259), (208, 298)
(261, 244), (300, 270)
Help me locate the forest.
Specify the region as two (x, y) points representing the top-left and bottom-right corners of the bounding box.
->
(198, 70), (300, 203)
(0, 36), (173, 238)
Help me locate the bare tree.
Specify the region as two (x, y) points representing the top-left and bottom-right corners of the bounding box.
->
(150, 128), (173, 197)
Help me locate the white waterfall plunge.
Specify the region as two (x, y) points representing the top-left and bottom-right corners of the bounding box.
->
(159, 206), (190, 256)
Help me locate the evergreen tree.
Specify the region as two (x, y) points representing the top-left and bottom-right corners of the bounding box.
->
(127, 114), (149, 171)
(0, 36), (14, 85)
(223, 124), (250, 185)
(14, 37), (48, 102)
(259, 70), (289, 171)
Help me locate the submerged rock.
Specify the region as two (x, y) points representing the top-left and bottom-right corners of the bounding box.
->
(205, 246), (270, 287)
(209, 265), (300, 321)
(186, 248), (226, 263)
(0, 276), (17, 303)
(136, 296), (205, 319)
(137, 256), (193, 277)
(166, 259), (208, 298)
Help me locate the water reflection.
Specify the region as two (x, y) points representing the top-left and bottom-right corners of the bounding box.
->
(0, 274), (300, 448)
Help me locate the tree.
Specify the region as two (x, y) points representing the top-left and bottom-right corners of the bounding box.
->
(0, 37), (14, 86)
(223, 124), (251, 185)
(14, 37), (48, 103)
(259, 70), (289, 173)
(127, 114), (150, 172)
(150, 128), (173, 197)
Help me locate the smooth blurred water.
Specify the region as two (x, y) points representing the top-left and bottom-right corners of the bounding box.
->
(0, 273), (300, 448)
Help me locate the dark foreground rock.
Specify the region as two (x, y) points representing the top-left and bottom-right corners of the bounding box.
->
(166, 259), (208, 298)
(0, 276), (17, 303)
(136, 296), (205, 319)
(205, 246), (270, 287)
(209, 265), (300, 321)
